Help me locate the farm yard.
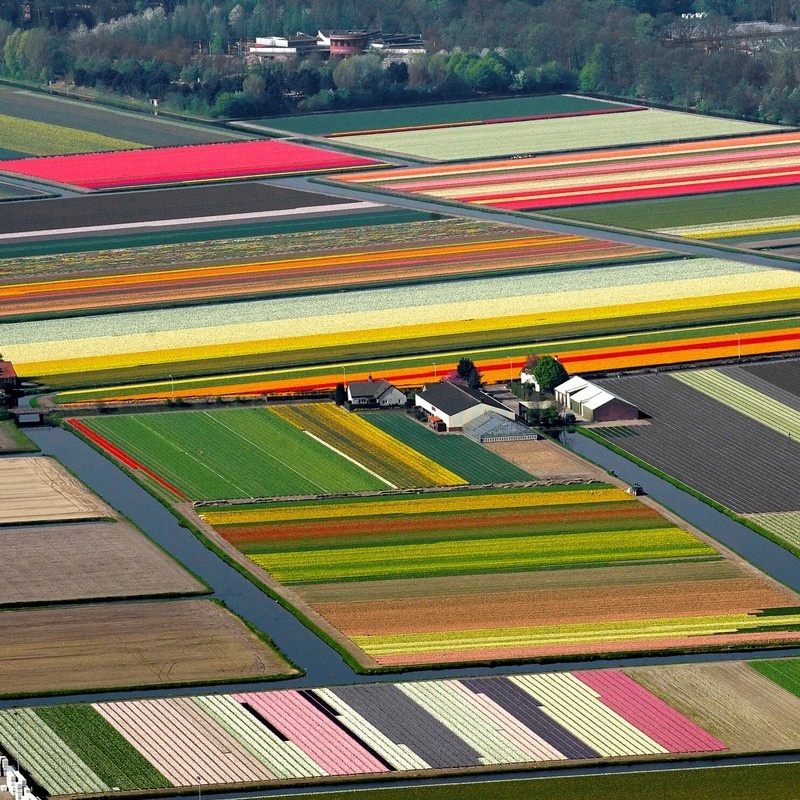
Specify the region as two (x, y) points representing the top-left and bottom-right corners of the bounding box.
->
(198, 483), (800, 667)
(591, 360), (800, 550)
(328, 108), (779, 161)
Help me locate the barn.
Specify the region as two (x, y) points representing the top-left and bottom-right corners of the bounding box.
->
(415, 381), (515, 432)
(554, 375), (639, 423)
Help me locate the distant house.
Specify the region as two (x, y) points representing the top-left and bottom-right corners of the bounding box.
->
(347, 377), (406, 407)
(415, 381), (514, 432)
(554, 375), (638, 423)
(0, 360), (19, 399)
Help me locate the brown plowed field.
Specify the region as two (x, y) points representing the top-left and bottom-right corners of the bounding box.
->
(0, 598), (295, 695)
(0, 457), (112, 523)
(312, 577), (797, 635)
(0, 520), (204, 605)
(299, 560), (745, 603)
(628, 661), (800, 751)
(484, 439), (611, 481)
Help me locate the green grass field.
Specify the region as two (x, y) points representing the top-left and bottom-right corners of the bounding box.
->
(750, 658), (800, 697)
(547, 185), (800, 230)
(363, 411), (535, 483)
(272, 763), (800, 800)
(79, 408), (388, 500)
(250, 95), (624, 136)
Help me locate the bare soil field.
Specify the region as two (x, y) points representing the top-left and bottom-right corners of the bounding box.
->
(299, 560), (746, 603)
(0, 456), (112, 524)
(596, 373), (800, 513)
(0, 182), (355, 236)
(0, 520), (205, 605)
(312, 576), (798, 635)
(743, 358), (800, 398)
(628, 661), (800, 751)
(484, 439), (611, 481)
(0, 598), (296, 695)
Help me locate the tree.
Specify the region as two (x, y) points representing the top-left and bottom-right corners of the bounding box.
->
(533, 355), (567, 392)
(334, 382), (346, 406)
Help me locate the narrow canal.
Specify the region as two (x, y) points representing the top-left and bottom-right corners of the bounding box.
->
(5, 422), (798, 711)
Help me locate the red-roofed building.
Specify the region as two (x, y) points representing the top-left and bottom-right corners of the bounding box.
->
(0, 360), (19, 402)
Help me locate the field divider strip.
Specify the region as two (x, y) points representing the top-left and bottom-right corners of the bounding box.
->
(0, 202), (381, 241)
(301, 430), (396, 489)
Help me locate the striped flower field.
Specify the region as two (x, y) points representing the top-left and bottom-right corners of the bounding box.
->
(0, 223), (660, 320)
(7, 256), (800, 388)
(200, 485), (800, 666)
(0, 669), (729, 795)
(335, 130), (800, 211)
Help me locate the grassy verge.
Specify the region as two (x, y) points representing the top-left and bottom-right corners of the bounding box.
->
(263, 762), (800, 800)
(0, 419), (39, 453)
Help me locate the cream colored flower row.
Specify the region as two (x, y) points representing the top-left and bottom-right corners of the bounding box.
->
(8, 268), (800, 373)
(659, 214), (800, 239)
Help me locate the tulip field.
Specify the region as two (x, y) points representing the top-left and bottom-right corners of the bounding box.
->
(335, 130), (800, 210)
(68, 404), (527, 500)
(0, 667), (735, 796)
(0, 215), (659, 321)
(330, 107), (777, 161)
(9, 255), (800, 390)
(199, 484), (800, 667)
(0, 139), (381, 190)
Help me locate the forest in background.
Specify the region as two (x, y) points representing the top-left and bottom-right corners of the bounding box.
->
(1, 0), (800, 121)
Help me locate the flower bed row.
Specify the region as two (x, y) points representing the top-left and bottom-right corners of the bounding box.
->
(0, 140), (381, 190)
(0, 669), (729, 794)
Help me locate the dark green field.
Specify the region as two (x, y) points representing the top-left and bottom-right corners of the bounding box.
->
(751, 658), (800, 697)
(79, 408), (387, 500)
(272, 764), (800, 800)
(363, 411), (535, 483)
(252, 95), (630, 136)
(546, 185), (800, 230)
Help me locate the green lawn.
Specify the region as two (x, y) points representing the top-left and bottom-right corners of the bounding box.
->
(363, 411), (535, 482)
(547, 185), (800, 230)
(270, 764), (800, 800)
(79, 408), (388, 500)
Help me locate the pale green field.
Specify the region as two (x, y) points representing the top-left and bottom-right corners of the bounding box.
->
(333, 108), (781, 161)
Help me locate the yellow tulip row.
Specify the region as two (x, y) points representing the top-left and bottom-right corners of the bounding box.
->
(202, 486), (630, 526)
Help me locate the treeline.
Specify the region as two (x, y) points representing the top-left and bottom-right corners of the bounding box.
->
(2, 0), (800, 122)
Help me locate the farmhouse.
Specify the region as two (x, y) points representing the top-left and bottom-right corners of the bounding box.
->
(415, 381), (515, 432)
(554, 375), (639, 422)
(249, 29), (425, 60)
(346, 377), (406, 407)
(0, 360), (19, 401)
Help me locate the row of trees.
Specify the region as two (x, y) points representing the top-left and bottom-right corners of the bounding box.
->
(3, 0), (800, 121)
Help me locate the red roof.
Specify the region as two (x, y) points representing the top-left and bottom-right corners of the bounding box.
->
(0, 360), (17, 380)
